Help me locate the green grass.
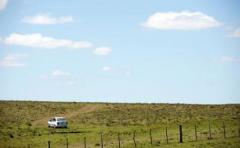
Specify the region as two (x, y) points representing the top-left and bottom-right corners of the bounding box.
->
(0, 101), (239, 147)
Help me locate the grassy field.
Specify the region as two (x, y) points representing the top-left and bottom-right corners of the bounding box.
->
(0, 101), (239, 148)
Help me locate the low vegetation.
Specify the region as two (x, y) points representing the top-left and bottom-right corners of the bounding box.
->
(0, 101), (239, 147)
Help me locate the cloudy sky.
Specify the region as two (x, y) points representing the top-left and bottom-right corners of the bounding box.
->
(0, 0), (239, 103)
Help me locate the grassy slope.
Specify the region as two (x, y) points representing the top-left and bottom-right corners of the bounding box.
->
(0, 101), (239, 148)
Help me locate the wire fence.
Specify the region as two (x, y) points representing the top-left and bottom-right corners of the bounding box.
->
(4, 120), (240, 148)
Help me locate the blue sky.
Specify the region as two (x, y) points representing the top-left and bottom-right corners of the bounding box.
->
(0, 0), (240, 104)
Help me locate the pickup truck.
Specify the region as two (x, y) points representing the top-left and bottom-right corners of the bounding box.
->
(48, 117), (68, 128)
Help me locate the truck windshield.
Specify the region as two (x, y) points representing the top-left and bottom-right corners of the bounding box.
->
(57, 118), (66, 121)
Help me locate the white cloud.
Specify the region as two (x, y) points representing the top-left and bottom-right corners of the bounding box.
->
(0, 54), (28, 67)
(4, 33), (92, 49)
(40, 69), (75, 85)
(0, 0), (8, 10)
(101, 66), (130, 76)
(40, 69), (71, 80)
(22, 14), (74, 25)
(51, 69), (71, 77)
(229, 28), (240, 38)
(102, 66), (111, 72)
(40, 69), (75, 86)
(142, 11), (221, 30)
(221, 56), (240, 63)
(94, 47), (112, 55)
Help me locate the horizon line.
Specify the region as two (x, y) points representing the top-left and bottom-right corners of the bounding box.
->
(0, 99), (239, 105)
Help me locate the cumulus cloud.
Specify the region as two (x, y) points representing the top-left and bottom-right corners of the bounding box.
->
(22, 14), (74, 25)
(221, 56), (240, 63)
(94, 47), (112, 55)
(229, 28), (240, 38)
(3, 33), (92, 49)
(0, 54), (28, 67)
(142, 11), (221, 30)
(0, 0), (8, 10)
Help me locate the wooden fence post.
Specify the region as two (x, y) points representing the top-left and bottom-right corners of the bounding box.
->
(179, 125), (183, 143)
(223, 122), (226, 139)
(28, 144), (30, 148)
(48, 140), (51, 148)
(208, 121), (212, 140)
(149, 129), (153, 145)
(165, 127), (168, 144)
(118, 133), (121, 148)
(100, 132), (104, 148)
(238, 125), (240, 138)
(66, 137), (68, 148)
(194, 124), (198, 141)
(84, 137), (86, 148)
(133, 130), (137, 147)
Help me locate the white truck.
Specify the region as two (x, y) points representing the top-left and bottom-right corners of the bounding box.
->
(48, 117), (68, 128)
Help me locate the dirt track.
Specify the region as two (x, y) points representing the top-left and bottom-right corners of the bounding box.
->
(32, 104), (101, 126)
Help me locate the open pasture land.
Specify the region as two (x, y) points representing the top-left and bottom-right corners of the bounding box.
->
(0, 101), (239, 147)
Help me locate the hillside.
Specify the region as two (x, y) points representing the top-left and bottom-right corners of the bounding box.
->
(0, 101), (239, 147)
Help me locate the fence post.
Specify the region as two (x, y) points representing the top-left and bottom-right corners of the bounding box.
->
(84, 137), (86, 148)
(133, 130), (137, 147)
(208, 121), (212, 140)
(239, 125), (240, 138)
(223, 122), (226, 139)
(118, 133), (121, 148)
(165, 127), (168, 144)
(66, 137), (68, 148)
(28, 144), (30, 148)
(179, 125), (183, 143)
(48, 140), (51, 148)
(149, 129), (153, 145)
(100, 132), (103, 148)
(194, 124), (198, 141)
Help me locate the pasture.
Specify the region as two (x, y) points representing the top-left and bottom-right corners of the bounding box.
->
(0, 101), (239, 147)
